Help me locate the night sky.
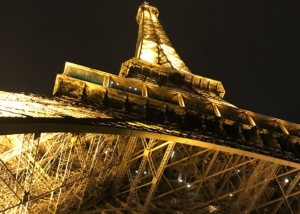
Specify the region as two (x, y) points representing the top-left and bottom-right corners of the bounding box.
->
(0, 1), (299, 123)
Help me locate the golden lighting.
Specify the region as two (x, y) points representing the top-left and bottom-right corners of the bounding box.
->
(245, 111), (256, 126)
(0, 91), (111, 119)
(212, 103), (221, 117)
(136, 4), (191, 73)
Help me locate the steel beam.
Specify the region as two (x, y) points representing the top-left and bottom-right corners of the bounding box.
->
(112, 137), (137, 196)
(0, 118), (299, 168)
(141, 141), (176, 213)
(271, 171), (300, 214)
(125, 139), (157, 211)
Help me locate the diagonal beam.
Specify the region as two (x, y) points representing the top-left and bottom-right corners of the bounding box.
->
(214, 155), (241, 198)
(247, 169), (300, 210)
(229, 160), (278, 213)
(245, 162), (278, 213)
(166, 148), (210, 168)
(271, 171), (300, 214)
(154, 158), (255, 202)
(112, 137), (137, 196)
(141, 141), (176, 213)
(125, 139), (157, 211)
(189, 151), (219, 207)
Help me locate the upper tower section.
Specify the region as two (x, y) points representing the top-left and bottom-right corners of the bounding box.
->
(120, 3), (227, 99)
(134, 3), (191, 73)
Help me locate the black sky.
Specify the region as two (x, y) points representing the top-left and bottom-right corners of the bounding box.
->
(0, 0), (299, 123)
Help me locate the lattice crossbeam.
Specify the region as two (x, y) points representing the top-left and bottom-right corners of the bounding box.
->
(1, 131), (300, 214)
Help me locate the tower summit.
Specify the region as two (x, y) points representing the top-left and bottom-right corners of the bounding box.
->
(135, 4), (191, 73)
(0, 3), (300, 214)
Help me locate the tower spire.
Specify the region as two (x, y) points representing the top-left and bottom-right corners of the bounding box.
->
(135, 4), (191, 73)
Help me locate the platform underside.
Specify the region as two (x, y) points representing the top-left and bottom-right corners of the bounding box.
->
(0, 92), (300, 213)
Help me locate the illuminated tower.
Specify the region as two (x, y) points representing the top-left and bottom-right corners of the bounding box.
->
(1, 3), (300, 214)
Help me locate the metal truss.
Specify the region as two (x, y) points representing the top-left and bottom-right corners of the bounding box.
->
(135, 4), (191, 73)
(1, 127), (300, 213)
(1, 1), (299, 213)
(0, 132), (122, 213)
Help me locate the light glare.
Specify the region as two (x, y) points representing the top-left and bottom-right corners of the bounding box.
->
(171, 151), (175, 157)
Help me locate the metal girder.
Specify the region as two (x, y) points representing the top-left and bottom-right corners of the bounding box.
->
(190, 157), (258, 210)
(270, 171), (300, 214)
(141, 141), (176, 213)
(153, 157), (255, 203)
(1, 118), (299, 169)
(76, 134), (107, 212)
(79, 207), (206, 214)
(0, 120), (300, 213)
(0, 158), (23, 203)
(112, 137), (137, 196)
(231, 160), (279, 213)
(166, 148), (211, 168)
(242, 168), (300, 210)
(125, 138), (157, 211)
(0, 132), (121, 213)
(214, 155), (242, 198)
(189, 151), (220, 207)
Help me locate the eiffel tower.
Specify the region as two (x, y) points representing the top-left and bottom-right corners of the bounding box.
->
(1, 3), (300, 214)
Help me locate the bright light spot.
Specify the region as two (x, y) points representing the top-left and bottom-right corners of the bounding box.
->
(187, 183), (191, 188)
(229, 194), (233, 197)
(104, 151), (108, 154)
(237, 169), (240, 173)
(171, 151), (175, 158)
(111, 81), (113, 84)
(134, 88), (137, 90)
(129, 87), (132, 89)
(208, 205), (218, 212)
(285, 178), (289, 183)
(116, 83), (119, 85)
(178, 179), (183, 182)
(135, 170), (138, 173)
(144, 171), (147, 174)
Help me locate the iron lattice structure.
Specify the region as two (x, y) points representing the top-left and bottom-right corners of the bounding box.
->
(1, 3), (300, 214)
(134, 4), (190, 73)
